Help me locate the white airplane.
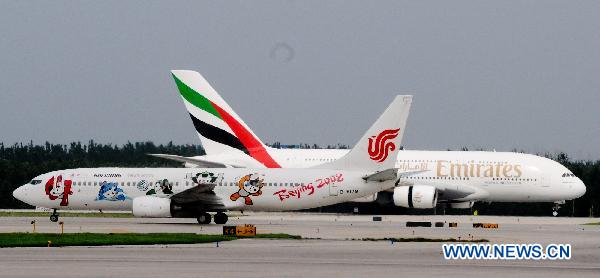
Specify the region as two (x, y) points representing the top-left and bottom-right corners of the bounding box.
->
(155, 70), (586, 214)
(13, 96), (412, 224)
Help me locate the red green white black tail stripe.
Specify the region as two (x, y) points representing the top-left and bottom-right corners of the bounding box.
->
(171, 70), (281, 168)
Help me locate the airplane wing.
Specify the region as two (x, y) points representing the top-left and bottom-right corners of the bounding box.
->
(148, 154), (243, 168)
(170, 183), (227, 211)
(393, 170), (490, 201)
(435, 184), (490, 201)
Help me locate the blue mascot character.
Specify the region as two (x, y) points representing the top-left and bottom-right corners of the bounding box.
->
(96, 182), (129, 201)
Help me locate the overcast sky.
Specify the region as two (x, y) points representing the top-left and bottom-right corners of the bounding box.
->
(1, 1), (599, 159)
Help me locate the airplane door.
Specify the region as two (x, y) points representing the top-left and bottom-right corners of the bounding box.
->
(538, 173), (547, 187)
(329, 183), (339, 196)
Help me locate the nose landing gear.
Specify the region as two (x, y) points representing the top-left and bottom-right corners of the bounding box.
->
(49, 209), (59, 222)
(552, 201), (565, 217)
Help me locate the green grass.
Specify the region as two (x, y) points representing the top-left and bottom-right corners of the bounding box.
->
(0, 211), (134, 218)
(359, 237), (489, 243)
(583, 222), (600, 225)
(0, 233), (302, 248)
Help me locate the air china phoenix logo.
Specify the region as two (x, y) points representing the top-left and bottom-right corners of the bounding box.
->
(368, 128), (400, 162)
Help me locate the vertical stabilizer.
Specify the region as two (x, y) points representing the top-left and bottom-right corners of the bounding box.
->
(313, 95), (412, 171)
(171, 70), (280, 168)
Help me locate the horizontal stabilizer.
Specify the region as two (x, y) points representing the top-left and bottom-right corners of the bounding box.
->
(148, 154), (242, 168)
(362, 168), (399, 182)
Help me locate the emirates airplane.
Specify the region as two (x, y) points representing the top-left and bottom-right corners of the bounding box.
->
(154, 70), (586, 215)
(150, 70), (358, 168)
(13, 96), (411, 224)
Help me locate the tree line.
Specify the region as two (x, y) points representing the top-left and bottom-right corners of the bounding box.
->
(0, 141), (598, 216)
(0, 141), (203, 209)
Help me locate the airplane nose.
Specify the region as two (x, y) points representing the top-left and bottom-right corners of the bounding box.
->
(574, 179), (586, 198)
(12, 186), (26, 202)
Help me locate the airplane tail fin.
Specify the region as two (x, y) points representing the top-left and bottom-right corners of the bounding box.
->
(313, 95), (412, 171)
(171, 70), (280, 168)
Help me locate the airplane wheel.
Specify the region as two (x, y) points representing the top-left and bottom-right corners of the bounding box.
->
(50, 214), (59, 222)
(214, 213), (228, 224)
(197, 213), (211, 224)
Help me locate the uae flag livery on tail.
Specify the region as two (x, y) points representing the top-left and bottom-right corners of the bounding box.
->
(172, 71), (281, 168)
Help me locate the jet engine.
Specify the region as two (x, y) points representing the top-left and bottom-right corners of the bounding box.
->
(132, 196), (172, 217)
(393, 185), (438, 209)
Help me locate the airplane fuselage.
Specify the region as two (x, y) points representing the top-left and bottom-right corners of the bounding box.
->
(14, 168), (393, 211)
(187, 150), (585, 202)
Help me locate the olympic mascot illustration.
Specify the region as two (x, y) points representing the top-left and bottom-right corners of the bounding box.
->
(230, 173), (264, 205)
(146, 179), (173, 195)
(192, 171), (224, 185)
(96, 182), (129, 201)
(45, 174), (73, 206)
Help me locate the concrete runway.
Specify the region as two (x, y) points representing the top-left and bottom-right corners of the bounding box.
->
(1, 213), (599, 277)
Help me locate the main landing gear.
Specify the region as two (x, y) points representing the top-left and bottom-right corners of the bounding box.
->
(214, 212), (228, 224)
(196, 212), (229, 225)
(197, 212), (211, 224)
(50, 209), (59, 222)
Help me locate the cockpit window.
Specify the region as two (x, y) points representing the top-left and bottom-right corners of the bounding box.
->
(29, 179), (42, 185)
(562, 173), (576, 178)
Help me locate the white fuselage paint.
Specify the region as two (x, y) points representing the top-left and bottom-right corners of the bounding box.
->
(193, 148), (348, 168)
(14, 168), (393, 212)
(188, 150), (586, 202)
